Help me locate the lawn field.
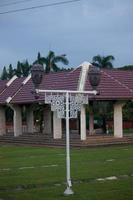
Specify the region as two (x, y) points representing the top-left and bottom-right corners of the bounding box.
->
(0, 145), (133, 200)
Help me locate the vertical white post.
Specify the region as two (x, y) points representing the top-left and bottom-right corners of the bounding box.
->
(13, 105), (22, 137)
(89, 111), (94, 135)
(53, 111), (62, 139)
(114, 102), (124, 138)
(64, 92), (74, 196)
(26, 107), (34, 133)
(80, 105), (86, 140)
(0, 106), (6, 135)
(43, 105), (52, 134)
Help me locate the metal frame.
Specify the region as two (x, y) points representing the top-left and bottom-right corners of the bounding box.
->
(35, 88), (97, 195)
(31, 63), (101, 195)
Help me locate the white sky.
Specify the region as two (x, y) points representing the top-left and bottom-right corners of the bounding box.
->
(0, 0), (133, 71)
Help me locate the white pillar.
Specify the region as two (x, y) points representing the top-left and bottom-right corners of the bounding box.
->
(13, 105), (22, 137)
(0, 106), (6, 135)
(43, 105), (52, 134)
(77, 62), (91, 141)
(53, 111), (62, 139)
(26, 106), (34, 133)
(114, 102), (125, 138)
(89, 111), (94, 135)
(80, 105), (86, 140)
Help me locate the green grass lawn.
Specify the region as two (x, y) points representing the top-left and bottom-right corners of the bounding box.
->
(0, 145), (133, 200)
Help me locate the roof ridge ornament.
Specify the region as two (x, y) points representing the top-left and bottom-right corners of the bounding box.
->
(6, 96), (12, 103)
(78, 61), (92, 91)
(6, 75), (17, 87)
(22, 74), (31, 85)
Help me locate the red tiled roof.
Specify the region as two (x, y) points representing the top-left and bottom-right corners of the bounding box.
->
(0, 80), (7, 94)
(85, 69), (133, 100)
(0, 68), (132, 105)
(10, 68), (81, 104)
(103, 69), (133, 90)
(0, 77), (25, 104)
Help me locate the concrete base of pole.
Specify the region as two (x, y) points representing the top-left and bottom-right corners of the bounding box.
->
(64, 187), (74, 196)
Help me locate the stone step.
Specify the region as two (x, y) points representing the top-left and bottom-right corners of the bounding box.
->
(0, 139), (83, 147)
(84, 136), (133, 145)
(0, 134), (133, 147)
(0, 136), (82, 145)
(0, 139), (132, 148)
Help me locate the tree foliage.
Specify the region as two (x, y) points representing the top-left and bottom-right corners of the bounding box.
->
(118, 65), (133, 70)
(92, 55), (115, 69)
(0, 60), (31, 80)
(1, 66), (8, 80)
(8, 64), (14, 79)
(34, 51), (69, 73)
(0, 50), (69, 80)
(123, 101), (133, 121)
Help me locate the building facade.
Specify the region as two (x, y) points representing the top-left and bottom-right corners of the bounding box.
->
(0, 62), (133, 140)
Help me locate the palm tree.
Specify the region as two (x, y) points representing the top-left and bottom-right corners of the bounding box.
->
(34, 52), (44, 65)
(34, 51), (69, 73)
(92, 55), (115, 69)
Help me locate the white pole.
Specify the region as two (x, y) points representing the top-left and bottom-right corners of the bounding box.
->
(64, 92), (74, 196)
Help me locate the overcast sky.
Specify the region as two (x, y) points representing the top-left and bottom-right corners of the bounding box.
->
(0, 0), (133, 71)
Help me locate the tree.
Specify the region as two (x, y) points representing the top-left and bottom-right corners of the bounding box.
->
(8, 64), (14, 79)
(34, 52), (44, 65)
(34, 51), (69, 73)
(118, 65), (133, 70)
(92, 55), (115, 69)
(13, 60), (31, 77)
(123, 101), (133, 121)
(15, 61), (22, 77)
(21, 60), (31, 77)
(44, 51), (69, 73)
(1, 66), (8, 80)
